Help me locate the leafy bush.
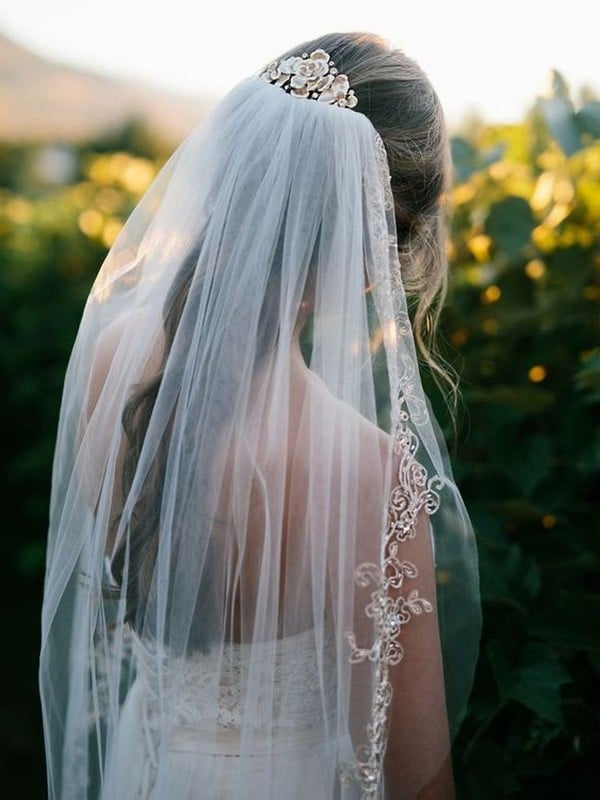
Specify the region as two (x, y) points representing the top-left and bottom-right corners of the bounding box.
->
(438, 72), (599, 797)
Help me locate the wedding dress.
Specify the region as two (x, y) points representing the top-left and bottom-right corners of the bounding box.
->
(100, 622), (352, 799)
(40, 44), (481, 800)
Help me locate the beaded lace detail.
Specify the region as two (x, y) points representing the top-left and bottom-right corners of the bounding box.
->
(344, 407), (442, 798)
(133, 624), (335, 730)
(343, 133), (445, 798)
(131, 623), (336, 798)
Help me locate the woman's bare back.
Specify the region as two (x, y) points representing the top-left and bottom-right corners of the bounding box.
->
(213, 346), (389, 641)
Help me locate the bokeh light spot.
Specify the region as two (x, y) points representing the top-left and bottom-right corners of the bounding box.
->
(101, 217), (123, 248)
(78, 208), (103, 237)
(482, 317), (499, 334)
(528, 365), (547, 383)
(450, 329), (469, 347)
(468, 234), (493, 262)
(525, 259), (546, 279)
(121, 158), (155, 194)
(4, 197), (33, 224)
(481, 285), (502, 304)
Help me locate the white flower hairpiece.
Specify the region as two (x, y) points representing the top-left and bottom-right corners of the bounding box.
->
(259, 49), (358, 109)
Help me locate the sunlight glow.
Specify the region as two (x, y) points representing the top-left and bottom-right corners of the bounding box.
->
(1, 0), (598, 127)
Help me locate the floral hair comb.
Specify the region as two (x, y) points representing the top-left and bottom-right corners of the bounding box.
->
(259, 48), (358, 109)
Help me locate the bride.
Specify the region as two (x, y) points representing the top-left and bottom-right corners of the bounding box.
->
(39, 32), (481, 799)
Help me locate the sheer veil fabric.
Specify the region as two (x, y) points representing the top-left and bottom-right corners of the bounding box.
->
(40, 73), (481, 799)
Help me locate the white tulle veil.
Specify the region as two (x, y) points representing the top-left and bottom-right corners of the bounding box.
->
(40, 59), (480, 800)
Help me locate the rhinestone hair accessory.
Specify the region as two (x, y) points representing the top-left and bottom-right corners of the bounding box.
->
(259, 48), (358, 109)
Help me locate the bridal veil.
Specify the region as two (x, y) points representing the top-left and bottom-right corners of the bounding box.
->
(40, 46), (481, 799)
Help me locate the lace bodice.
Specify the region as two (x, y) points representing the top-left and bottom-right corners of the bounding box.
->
(132, 622), (337, 734)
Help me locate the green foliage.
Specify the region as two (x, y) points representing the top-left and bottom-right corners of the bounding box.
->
(1, 74), (598, 795)
(537, 70), (600, 154)
(437, 71), (599, 797)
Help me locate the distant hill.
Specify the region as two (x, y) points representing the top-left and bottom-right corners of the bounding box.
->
(0, 32), (217, 144)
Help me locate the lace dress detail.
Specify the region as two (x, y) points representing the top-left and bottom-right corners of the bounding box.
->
(129, 622), (337, 798)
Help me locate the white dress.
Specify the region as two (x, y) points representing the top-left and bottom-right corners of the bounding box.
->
(101, 621), (359, 799)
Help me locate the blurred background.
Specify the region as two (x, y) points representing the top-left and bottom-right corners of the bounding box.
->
(1, 2), (598, 797)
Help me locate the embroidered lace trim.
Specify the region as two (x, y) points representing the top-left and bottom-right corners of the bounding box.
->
(130, 623), (337, 798)
(343, 133), (444, 798)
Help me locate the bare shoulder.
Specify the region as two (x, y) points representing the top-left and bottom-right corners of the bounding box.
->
(303, 370), (391, 516)
(309, 371), (390, 463)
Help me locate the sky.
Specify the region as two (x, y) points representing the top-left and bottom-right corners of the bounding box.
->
(2, 0), (598, 128)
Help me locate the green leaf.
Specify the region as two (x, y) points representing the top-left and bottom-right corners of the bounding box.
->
(464, 386), (555, 415)
(491, 499), (544, 521)
(15, 538), (47, 576)
(479, 541), (541, 604)
(529, 593), (600, 651)
(451, 136), (478, 182)
(537, 70), (581, 156)
(487, 638), (513, 695)
(576, 101), (600, 139)
(450, 137), (506, 182)
(575, 350), (600, 405)
(464, 739), (520, 799)
(488, 640), (570, 724)
(478, 546), (513, 604)
(550, 70), (574, 105)
(578, 430), (600, 472)
(485, 196), (536, 259)
(508, 435), (554, 497)
(508, 643), (570, 724)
